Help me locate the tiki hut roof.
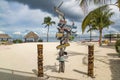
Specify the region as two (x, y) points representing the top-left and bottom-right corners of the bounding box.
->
(0, 34), (11, 39)
(24, 31), (39, 39)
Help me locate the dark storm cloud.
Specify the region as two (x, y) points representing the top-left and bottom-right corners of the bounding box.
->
(6, 0), (59, 13)
(6, 0), (83, 22)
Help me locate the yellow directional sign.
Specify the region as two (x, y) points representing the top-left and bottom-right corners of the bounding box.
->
(56, 33), (64, 38)
(56, 43), (70, 49)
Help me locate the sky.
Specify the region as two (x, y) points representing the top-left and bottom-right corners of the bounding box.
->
(0, 0), (120, 38)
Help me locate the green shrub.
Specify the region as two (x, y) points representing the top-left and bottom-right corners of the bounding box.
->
(115, 39), (120, 54)
(13, 39), (23, 43)
(69, 36), (74, 41)
(38, 39), (43, 42)
(1, 40), (7, 42)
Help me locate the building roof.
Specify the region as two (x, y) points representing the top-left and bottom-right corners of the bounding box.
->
(24, 31), (39, 39)
(0, 34), (11, 39)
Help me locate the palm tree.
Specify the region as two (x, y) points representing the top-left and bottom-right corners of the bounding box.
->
(82, 5), (114, 46)
(79, 0), (120, 11)
(42, 16), (55, 42)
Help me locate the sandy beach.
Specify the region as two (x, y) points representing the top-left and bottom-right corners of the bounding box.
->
(0, 42), (120, 80)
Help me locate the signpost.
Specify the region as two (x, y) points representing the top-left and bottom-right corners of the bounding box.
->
(54, 1), (77, 73)
(37, 44), (43, 77)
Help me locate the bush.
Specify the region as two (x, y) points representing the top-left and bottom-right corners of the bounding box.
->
(69, 36), (74, 41)
(38, 39), (43, 42)
(1, 40), (7, 42)
(115, 39), (120, 54)
(13, 39), (23, 43)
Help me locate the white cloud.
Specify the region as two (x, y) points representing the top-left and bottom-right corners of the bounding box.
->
(0, 31), (5, 34)
(0, 0), (57, 34)
(0, 0), (54, 26)
(92, 31), (98, 36)
(63, 0), (82, 15)
(0, 0), (120, 39)
(13, 31), (21, 35)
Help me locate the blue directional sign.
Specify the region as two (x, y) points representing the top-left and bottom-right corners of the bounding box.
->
(72, 26), (77, 29)
(65, 25), (77, 29)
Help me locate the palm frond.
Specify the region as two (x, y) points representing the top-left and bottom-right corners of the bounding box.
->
(87, 27), (97, 32)
(81, 4), (114, 34)
(116, 0), (120, 10)
(43, 16), (51, 23)
(43, 16), (56, 28)
(44, 25), (48, 28)
(80, 0), (88, 14)
(79, 0), (112, 13)
(51, 21), (56, 24)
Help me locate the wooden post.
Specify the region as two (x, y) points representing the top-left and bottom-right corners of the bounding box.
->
(37, 44), (43, 77)
(88, 45), (94, 78)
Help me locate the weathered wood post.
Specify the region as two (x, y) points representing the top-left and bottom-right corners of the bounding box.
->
(37, 44), (43, 77)
(88, 44), (94, 78)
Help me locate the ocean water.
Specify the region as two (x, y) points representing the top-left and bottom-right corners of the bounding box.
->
(12, 35), (101, 42)
(41, 36), (100, 42)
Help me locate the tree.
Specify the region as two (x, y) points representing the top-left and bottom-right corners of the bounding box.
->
(42, 16), (55, 42)
(82, 5), (114, 46)
(79, 0), (120, 12)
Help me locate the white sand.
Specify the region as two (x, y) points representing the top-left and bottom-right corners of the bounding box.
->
(0, 42), (120, 80)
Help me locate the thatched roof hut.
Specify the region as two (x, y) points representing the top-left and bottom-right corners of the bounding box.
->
(24, 31), (39, 42)
(0, 34), (11, 41)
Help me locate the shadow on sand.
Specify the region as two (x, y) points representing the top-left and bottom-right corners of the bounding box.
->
(0, 68), (37, 80)
(43, 63), (58, 72)
(107, 53), (120, 58)
(67, 51), (87, 57)
(107, 52), (120, 80)
(73, 69), (87, 76)
(0, 67), (77, 80)
(109, 59), (120, 80)
(100, 45), (115, 49)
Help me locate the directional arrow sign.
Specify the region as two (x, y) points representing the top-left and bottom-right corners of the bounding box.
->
(59, 20), (66, 23)
(56, 43), (70, 49)
(56, 32), (64, 39)
(64, 27), (71, 32)
(72, 26), (77, 29)
(65, 25), (71, 28)
(65, 25), (77, 29)
(54, 7), (64, 17)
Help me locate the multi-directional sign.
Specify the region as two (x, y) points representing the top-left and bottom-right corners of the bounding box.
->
(54, 1), (77, 73)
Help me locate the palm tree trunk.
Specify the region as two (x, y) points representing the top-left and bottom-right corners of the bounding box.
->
(90, 30), (92, 41)
(47, 26), (49, 42)
(99, 29), (102, 46)
(89, 25), (92, 42)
